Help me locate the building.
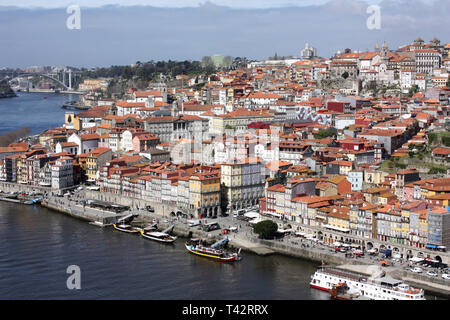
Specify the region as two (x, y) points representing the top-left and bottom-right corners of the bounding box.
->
(86, 148), (113, 181)
(188, 171), (221, 218)
(51, 156), (74, 190)
(220, 158), (265, 213)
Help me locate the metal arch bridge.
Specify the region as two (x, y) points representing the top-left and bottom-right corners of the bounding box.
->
(7, 72), (70, 90)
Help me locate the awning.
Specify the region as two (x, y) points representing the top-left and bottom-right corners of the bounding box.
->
(268, 212), (282, 218)
(278, 228), (294, 234)
(244, 211), (260, 219)
(333, 241), (342, 247)
(323, 224), (350, 232)
(426, 244), (438, 249)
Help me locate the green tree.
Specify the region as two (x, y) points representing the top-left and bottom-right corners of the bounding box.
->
(408, 85), (419, 98)
(253, 220), (278, 239)
(428, 133), (438, 145)
(314, 129), (335, 139)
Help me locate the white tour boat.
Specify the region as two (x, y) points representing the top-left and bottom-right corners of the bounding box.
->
(310, 266), (425, 300)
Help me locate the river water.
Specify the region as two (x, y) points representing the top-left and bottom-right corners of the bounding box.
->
(0, 91), (79, 136)
(0, 202), (330, 300)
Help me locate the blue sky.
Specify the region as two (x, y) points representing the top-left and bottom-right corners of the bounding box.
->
(0, 0), (384, 8)
(0, 0), (448, 68)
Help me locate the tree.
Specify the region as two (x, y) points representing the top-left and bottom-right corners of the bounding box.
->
(314, 129), (335, 139)
(408, 85), (419, 98)
(342, 72), (349, 79)
(253, 220), (278, 239)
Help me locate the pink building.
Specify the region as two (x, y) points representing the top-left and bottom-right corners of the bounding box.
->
(132, 133), (160, 152)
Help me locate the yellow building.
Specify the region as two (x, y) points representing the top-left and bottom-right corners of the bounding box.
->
(189, 171), (221, 218)
(65, 112), (81, 131)
(327, 206), (350, 231)
(86, 147), (112, 181)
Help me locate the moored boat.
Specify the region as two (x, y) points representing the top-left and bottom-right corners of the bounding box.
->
(140, 224), (176, 243)
(185, 238), (241, 262)
(113, 223), (140, 233)
(140, 231), (177, 243)
(310, 266), (425, 300)
(112, 213), (140, 233)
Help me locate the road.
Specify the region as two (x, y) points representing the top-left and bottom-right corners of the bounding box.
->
(44, 190), (450, 283)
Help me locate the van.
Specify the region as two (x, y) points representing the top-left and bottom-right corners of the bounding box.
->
(233, 209), (245, 218)
(202, 222), (220, 232)
(188, 219), (201, 227)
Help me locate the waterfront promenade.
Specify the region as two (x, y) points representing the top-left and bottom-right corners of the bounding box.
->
(33, 189), (450, 298)
(1, 181), (448, 297)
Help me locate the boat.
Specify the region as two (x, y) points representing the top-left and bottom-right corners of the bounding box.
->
(185, 238), (241, 262)
(310, 266), (425, 300)
(61, 101), (77, 109)
(330, 282), (361, 300)
(140, 231), (177, 243)
(24, 197), (43, 205)
(89, 220), (113, 228)
(112, 213), (140, 233)
(140, 223), (176, 243)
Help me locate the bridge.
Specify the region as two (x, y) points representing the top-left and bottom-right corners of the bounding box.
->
(2, 69), (81, 91)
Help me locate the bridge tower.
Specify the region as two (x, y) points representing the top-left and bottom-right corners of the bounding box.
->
(68, 70), (72, 90)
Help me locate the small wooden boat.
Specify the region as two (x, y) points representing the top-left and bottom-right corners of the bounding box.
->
(113, 223), (140, 233)
(89, 220), (112, 228)
(140, 230), (177, 243)
(140, 223), (176, 243)
(112, 213), (140, 233)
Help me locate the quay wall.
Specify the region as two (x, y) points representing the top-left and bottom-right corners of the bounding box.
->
(85, 190), (178, 217)
(29, 198), (450, 298)
(82, 190), (450, 266)
(0, 182), (50, 194)
(2, 183), (449, 298)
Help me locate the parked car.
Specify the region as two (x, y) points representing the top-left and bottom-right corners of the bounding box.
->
(442, 273), (450, 280)
(188, 219), (201, 227)
(410, 267), (422, 273)
(426, 270), (438, 277)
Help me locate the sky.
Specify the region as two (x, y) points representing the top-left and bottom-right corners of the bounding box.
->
(0, 0), (448, 68)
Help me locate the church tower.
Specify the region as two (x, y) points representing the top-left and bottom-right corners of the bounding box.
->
(171, 100), (179, 118)
(381, 41), (389, 64)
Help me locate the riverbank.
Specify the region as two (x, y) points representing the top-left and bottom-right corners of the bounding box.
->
(35, 192), (450, 299)
(0, 92), (17, 98)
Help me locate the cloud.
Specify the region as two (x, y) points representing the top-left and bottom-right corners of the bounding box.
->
(0, 0), (447, 68)
(0, 0), (387, 9)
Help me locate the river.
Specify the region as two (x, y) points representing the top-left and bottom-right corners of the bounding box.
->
(0, 202), (330, 300)
(0, 91), (79, 136)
